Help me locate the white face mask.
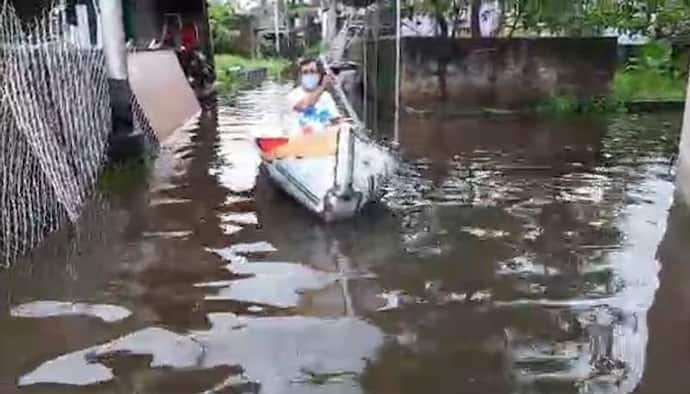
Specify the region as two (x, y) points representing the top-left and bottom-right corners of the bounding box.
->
(301, 74), (320, 91)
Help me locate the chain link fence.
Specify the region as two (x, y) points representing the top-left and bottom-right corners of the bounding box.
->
(0, 1), (111, 267)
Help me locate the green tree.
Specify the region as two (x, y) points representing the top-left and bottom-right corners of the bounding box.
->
(500, 0), (690, 39)
(411, 0), (690, 39)
(209, 1), (235, 54)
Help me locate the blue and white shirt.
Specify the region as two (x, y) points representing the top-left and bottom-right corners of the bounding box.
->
(286, 87), (340, 135)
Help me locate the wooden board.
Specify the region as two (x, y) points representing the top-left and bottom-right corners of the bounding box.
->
(128, 50), (201, 142)
(261, 131), (338, 161)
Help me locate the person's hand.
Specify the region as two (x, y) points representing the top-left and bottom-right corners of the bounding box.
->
(321, 74), (336, 89)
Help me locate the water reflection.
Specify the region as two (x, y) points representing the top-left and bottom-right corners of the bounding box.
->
(0, 82), (684, 394)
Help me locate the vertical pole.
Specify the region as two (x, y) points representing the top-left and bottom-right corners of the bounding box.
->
(373, 0), (380, 134)
(363, 21), (368, 127)
(394, 0), (401, 145)
(273, 0), (281, 55)
(95, 0), (103, 47)
(677, 70), (690, 205)
(200, 0), (214, 69)
(76, 4), (90, 47)
(99, 0), (128, 80)
(321, 1), (327, 42)
(326, 0), (337, 43)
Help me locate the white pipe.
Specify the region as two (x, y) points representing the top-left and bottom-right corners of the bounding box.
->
(99, 0), (127, 79)
(75, 5), (90, 47)
(394, 0), (401, 145)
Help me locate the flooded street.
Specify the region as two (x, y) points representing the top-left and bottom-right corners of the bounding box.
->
(1, 82), (689, 394)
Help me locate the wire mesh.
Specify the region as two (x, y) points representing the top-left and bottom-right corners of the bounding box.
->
(0, 1), (111, 267)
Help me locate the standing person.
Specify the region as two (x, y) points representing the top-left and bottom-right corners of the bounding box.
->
(286, 57), (342, 136)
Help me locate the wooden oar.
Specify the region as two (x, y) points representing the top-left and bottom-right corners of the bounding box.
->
(319, 55), (364, 130)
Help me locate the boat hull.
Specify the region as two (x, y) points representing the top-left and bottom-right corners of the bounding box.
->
(258, 130), (394, 222)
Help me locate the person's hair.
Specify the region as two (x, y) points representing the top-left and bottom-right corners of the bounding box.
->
(296, 57), (325, 85)
(298, 57), (324, 74)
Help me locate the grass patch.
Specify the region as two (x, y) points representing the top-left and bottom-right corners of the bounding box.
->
(536, 67), (686, 115)
(214, 54), (290, 92)
(612, 68), (687, 102)
(536, 95), (626, 115)
(612, 40), (687, 102)
(535, 41), (687, 115)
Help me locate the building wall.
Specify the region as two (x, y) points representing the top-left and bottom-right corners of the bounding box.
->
(365, 37), (618, 110)
(401, 1), (500, 37)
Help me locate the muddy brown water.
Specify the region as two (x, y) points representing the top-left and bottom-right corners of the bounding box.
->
(1, 82), (689, 394)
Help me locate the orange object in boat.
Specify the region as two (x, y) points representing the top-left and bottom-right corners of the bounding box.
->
(257, 137), (289, 152)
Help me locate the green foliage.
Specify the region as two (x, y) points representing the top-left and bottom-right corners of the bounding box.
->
(415, 0), (690, 39)
(626, 40), (673, 72)
(613, 40), (687, 101)
(613, 68), (686, 101)
(537, 39), (687, 114)
(209, 1), (236, 54)
(504, 0), (600, 36)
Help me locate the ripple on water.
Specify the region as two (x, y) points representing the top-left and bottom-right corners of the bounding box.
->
(199, 261), (337, 308)
(211, 241), (278, 256)
(19, 327), (204, 387)
(10, 301), (131, 323)
(219, 211), (259, 226)
(9, 84), (683, 393)
(213, 83), (292, 194)
(20, 316), (384, 394)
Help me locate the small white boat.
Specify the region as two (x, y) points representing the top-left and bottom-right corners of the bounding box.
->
(256, 126), (395, 222)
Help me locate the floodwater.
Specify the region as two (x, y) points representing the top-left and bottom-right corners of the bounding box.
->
(1, 81), (689, 394)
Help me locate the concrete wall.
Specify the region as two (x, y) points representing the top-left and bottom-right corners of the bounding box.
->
(364, 37), (618, 109)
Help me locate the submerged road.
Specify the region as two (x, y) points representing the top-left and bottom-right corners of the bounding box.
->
(0, 82), (688, 394)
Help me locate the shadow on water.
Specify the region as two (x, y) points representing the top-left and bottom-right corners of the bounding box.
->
(636, 197), (690, 394)
(0, 81), (688, 394)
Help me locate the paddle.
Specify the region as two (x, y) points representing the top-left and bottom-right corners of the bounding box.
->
(319, 55), (364, 131)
